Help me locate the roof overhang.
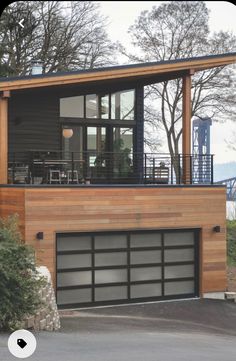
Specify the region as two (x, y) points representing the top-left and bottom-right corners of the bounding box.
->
(0, 52), (236, 92)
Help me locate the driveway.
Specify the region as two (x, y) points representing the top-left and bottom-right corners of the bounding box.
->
(1, 299), (236, 361)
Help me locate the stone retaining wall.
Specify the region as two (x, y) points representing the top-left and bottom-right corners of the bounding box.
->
(23, 266), (60, 331)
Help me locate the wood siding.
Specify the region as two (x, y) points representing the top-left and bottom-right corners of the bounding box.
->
(0, 186), (226, 295)
(0, 187), (25, 238)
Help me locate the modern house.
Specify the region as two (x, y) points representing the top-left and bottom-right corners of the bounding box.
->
(0, 52), (236, 309)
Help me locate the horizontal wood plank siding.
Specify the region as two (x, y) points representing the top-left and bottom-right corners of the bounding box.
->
(0, 186), (226, 294)
(0, 187), (25, 239)
(9, 92), (60, 158)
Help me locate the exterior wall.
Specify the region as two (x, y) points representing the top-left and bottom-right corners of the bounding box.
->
(0, 186), (226, 296)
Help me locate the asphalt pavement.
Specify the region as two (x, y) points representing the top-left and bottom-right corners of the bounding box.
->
(1, 299), (236, 361)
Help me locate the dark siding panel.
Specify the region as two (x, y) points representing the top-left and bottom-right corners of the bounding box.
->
(9, 92), (60, 160)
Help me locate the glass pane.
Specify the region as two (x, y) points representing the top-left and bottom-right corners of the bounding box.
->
(87, 127), (97, 150)
(86, 94), (98, 118)
(62, 126), (83, 160)
(57, 235), (91, 251)
(164, 265), (194, 279)
(111, 90), (134, 120)
(130, 233), (162, 248)
(60, 96), (84, 118)
(164, 232), (194, 246)
(57, 288), (91, 305)
(130, 250), (161, 264)
(57, 254), (91, 269)
(57, 271), (92, 287)
(165, 248), (194, 263)
(130, 267), (161, 282)
(113, 128), (133, 177)
(131, 283), (162, 298)
(95, 234), (127, 249)
(95, 269), (127, 284)
(95, 286), (127, 301)
(101, 95), (109, 119)
(95, 252), (127, 267)
(164, 281), (194, 296)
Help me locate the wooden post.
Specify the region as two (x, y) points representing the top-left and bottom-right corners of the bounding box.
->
(0, 92), (9, 184)
(182, 73), (192, 184)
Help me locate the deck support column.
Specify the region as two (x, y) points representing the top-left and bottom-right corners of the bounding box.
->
(0, 91), (10, 184)
(182, 73), (193, 184)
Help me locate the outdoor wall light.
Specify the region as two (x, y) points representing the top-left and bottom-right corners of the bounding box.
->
(213, 226), (221, 233)
(62, 128), (73, 139)
(36, 232), (44, 240)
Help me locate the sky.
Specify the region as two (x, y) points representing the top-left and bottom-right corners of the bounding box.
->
(96, 1), (236, 164)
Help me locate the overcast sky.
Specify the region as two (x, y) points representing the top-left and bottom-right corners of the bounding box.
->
(96, 1), (236, 165)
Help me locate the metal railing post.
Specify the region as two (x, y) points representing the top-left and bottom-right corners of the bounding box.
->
(190, 155), (193, 184)
(178, 154), (181, 184)
(211, 154), (214, 184)
(71, 152), (74, 183)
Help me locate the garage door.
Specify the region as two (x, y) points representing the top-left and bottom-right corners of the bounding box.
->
(56, 229), (199, 308)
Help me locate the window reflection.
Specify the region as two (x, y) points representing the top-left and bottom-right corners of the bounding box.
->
(86, 94), (98, 118)
(101, 95), (109, 119)
(60, 96), (84, 118)
(111, 90), (134, 120)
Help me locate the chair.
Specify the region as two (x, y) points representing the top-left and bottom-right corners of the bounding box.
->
(49, 170), (61, 184)
(12, 164), (30, 184)
(145, 166), (169, 184)
(67, 170), (79, 184)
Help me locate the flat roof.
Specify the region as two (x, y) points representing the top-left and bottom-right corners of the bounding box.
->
(0, 52), (236, 92)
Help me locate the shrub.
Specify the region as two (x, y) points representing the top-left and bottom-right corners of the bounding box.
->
(0, 214), (45, 331)
(227, 220), (236, 266)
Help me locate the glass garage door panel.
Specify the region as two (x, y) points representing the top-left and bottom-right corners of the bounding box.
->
(57, 254), (91, 269)
(131, 283), (162, 298)
(57, 235), (91, 251)
(165, 281), (195, 296)
(57, 271), (92, 287)
(130, 267), (161, 282)
(130, 250), (161, 264)
(95, 234), (127, 249)
(164, 232), (194, 246)
(164, 265), (194, 279)
(164, 248), (194, 263)
(130, 233), (162, 248)
(95, 252), (127, 267)
(95, 286), (127, 302)
(95, 269), (127, 284)
(57, 288), (91, 305)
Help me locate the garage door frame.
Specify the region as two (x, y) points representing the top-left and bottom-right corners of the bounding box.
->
(56, 228), (200, 309)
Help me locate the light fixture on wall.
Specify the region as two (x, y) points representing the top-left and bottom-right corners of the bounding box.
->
(36, 232), (44, 240)
(62, 128), (73, 139)
(213, 226), (221, 233)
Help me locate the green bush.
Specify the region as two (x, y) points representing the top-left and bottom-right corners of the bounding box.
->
(227, 220), (236, 266)
(0, 215), (45, 331)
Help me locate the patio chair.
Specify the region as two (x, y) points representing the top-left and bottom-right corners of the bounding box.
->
(67, 170), (79, 184)
(49, 169), (61, 184)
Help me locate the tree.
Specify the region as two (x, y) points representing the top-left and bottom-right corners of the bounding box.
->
(121, 1), (236, 161)
(0, 1), (116, 76)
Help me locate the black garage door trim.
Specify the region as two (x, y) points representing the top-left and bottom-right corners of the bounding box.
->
(56, 228), (200, 309)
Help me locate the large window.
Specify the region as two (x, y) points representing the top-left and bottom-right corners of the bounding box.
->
(60, 89), (135, 120)
(60, 96), (84, 118)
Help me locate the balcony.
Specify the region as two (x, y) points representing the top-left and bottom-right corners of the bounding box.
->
(8, 151), (214, 186)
